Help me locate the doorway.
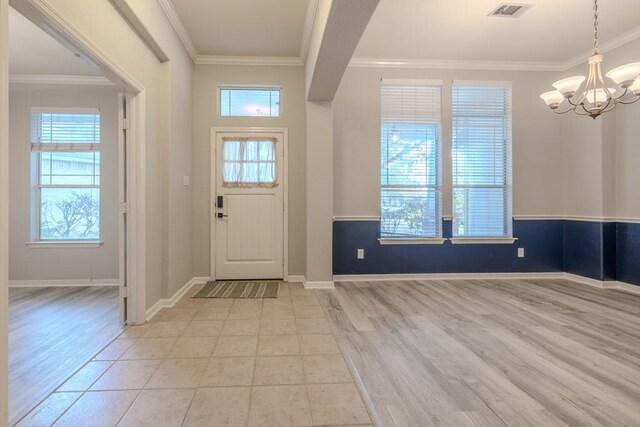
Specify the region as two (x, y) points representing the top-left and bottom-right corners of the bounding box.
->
(2, 2), (148, 424)
(211, 128), (288, 281)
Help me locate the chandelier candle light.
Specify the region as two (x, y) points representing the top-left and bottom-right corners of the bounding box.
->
(540, 0), (640, 118)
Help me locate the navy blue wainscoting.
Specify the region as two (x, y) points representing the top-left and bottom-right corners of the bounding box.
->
(602, 222), (617, 281)
(333, 220), (564, 275)
(563, 220), (609, 281)
(616, 222), (640, 286)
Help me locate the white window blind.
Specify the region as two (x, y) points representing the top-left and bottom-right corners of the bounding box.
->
(31, 109), (101, 240)
(452, 83), (512, 237)
(31, 108), (100, 150)
(381, 80), (442, 238)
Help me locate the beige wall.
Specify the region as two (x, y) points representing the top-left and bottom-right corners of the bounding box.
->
(560, 37), (640, 219)
(37, 0), (194, 310)
(332, 66), (564, 218)
(8, 84), (119, 282)
(192, 64), (307, 278)
(121, 0), (195, 301)
(305, 101), (332, 282)
(610, 38), (640, 219)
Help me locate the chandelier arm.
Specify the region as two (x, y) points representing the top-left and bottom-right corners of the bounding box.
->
(552, 108), (577, 115)
(609, 87), (629, 101)
(599, 98), (616, 114)
(553, 105), (589, 116)
(617, 94), (640, 105)
(574, 62), (597, 106)
(580, 103), (594, 115)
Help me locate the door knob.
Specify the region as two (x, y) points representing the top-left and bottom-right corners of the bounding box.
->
(217, 212), (228, 219)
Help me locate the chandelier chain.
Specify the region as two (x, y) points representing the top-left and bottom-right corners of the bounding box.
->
(593, 0), (599, 53)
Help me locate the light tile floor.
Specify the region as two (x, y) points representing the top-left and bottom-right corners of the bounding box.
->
(16, 282), (372, 427)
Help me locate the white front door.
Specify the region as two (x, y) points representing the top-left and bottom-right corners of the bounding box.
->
(214, 131), (284, 280)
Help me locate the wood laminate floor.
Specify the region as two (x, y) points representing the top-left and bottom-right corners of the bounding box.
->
(9, 286), (122, 426)
(316, 279), (640, 427)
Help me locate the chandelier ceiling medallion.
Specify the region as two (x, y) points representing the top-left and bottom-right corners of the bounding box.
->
(540, 0), (640, 119)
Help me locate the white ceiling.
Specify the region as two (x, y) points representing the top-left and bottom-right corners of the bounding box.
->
(9, 7), (101, 76)
(353, 0), (640, 64)
(170, 0), (309, 57)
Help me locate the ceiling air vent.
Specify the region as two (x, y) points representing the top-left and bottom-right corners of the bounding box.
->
(488, 3), (531, 18)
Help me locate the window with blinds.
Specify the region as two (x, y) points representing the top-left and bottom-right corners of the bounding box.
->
(452, 83), (512, 237)
(381, 80), (442, 238)
(31, 109), (101, 241)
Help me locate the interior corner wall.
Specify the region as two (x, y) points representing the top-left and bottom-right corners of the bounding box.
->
(118, 0), (195, 301)
(166, 60), (194, 298)
(332, 66), (565, 275)
(8, 84), (120, 282)
(35, 0), (195, 310)
(191, 64), (307, 279)
(560, 37), (640, 285)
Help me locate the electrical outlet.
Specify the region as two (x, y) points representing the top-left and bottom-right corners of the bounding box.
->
(357, 249), (365, 259)
(517, 248), (525, 258)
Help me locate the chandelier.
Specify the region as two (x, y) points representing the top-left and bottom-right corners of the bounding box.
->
(540, 0), (640, 119)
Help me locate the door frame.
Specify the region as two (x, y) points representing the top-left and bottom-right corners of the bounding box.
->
(9, 0), (147, 326)
(1, 1), (150, 423)
(210, 127), (289, 282)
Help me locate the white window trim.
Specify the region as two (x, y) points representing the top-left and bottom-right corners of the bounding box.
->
(30, 108), (101, 242)
(380, 80), (443, 239)
(217, 85), (282, 118)
(379, 237), (446, 245)
(451, 81), (513, 239)
(26, 240), (104, 248)
(449, 237), (518, 245)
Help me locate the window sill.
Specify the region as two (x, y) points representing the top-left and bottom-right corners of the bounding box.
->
(26, 240), (104, 249)
(449, 237), (518, 245)
(378, 238), (447, 245)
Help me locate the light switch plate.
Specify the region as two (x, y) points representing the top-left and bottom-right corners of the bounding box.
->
(183, 176), (190, 186)
(517, 248), (525, 258)
(357, 249), (365, 259)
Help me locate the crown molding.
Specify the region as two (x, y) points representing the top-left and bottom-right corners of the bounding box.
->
(9, 74), (114, 85)
(349, 58), (564, 72)
(156, 0), (198, 62)
(195, 55), (304, 66)
(561, 25), (640, 71)
(299, 0), (319, 65)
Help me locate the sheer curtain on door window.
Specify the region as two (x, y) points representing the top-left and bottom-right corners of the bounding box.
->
(221, 137), (277, 188)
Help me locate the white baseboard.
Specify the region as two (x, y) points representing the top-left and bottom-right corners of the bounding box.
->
(304, 281), (335, 289)
(607, 281), (640, 295)
(332, 272), (640, 296)
(8, 278), (120, 287)
(565, 274), (640, 295)
(562, 273), (609, 288)
(333, 272), (562, 282)
(146, 276), (210, 321)
(287, 275), (306, 285)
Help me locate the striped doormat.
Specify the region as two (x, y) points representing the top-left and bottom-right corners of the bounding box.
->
(192, 281), (280, 298)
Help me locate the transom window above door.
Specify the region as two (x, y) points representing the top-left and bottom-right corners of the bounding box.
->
(222, 138), (277, 187)
(219, 86), (281, 117)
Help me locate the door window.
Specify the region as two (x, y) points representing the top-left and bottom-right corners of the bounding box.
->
(222, 138), (277, 187)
